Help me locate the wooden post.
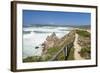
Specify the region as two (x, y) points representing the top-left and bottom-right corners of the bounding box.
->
(63, 46), (67, 60)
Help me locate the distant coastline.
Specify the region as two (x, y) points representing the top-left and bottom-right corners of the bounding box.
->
(23, 24), (90, 29)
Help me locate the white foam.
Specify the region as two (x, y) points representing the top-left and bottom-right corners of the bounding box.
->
(23, 26), (70, 58)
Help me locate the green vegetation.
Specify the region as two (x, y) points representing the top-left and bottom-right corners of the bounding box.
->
(55, 47), (74, 60)
(67, 48), (74, 60)
(23, 47), (60, 62)
(23, 56), (42, 62)
(44, 47), (60, 60)
(45, 46), (75, 61)
(76, 30), (90, 37)
(47, 47), (59, 55)
(76, 29), (91, 59)
(56, 51), (65, 60)
(43, 54), (51, 61)
(80, 47), (91, 59)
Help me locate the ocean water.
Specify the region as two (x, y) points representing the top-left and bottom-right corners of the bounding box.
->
(22, 26), (72, 58)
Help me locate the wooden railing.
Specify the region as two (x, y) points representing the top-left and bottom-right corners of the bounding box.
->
(50, 42), (74, 61)
(49, 31), (75, 61)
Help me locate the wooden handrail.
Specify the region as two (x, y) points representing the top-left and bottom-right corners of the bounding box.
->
(50, 46), (65, 61)
(50, 42), (74, 61)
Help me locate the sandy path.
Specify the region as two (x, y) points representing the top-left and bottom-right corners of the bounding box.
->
(74, 34), (84, 60)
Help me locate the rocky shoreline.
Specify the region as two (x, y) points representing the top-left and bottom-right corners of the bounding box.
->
(23, 29), (91, 62)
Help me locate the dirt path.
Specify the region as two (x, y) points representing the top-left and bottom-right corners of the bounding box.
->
(74, 34), (84, 60)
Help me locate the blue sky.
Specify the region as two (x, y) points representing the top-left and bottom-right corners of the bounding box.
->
(23, 10), (91, 26)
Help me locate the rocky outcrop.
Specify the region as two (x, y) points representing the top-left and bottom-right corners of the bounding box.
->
(42, 32), (59, 54)
(42, 29), (91, 60)
(42, 31), (75, 54)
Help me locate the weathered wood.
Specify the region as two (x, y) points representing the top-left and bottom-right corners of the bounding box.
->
(63, 46), (67, 60)
(50, 42), (74, 61)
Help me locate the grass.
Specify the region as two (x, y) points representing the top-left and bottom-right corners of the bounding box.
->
(43, 54), (52, 61)
(67, 48), (74, 60)
(23, 47), (62, 62)
(46, 47), (75, 61)
(80, 47), (91, 59)
(76, 30), (90, 37)
(44, 47), (60, 60)
(76, 29), (91, 59)
(47, 47), (59, 55)
(50, 47), (75, 60)
(23, 56), (42, 62)
(23, 47), (75, 62)
(56, 51), (65, 60)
